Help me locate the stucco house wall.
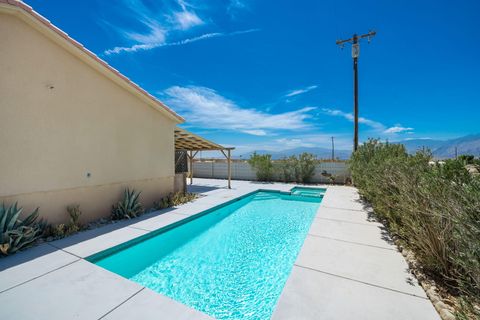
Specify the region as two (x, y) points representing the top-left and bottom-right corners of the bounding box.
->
(0, 3), (183, 223)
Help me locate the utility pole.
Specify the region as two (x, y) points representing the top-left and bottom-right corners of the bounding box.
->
(336, 30), (376, 152)
(331, 136), (335, 161)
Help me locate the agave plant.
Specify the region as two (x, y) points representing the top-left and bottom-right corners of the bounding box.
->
(111, 188), (144, 220)
(0, 203), (41, 256)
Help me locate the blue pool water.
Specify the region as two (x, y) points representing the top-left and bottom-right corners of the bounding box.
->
(290, 186), (326, 198)
(90, 191), (322, 319)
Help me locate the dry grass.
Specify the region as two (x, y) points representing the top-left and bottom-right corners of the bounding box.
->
(350, 140), (479, 318)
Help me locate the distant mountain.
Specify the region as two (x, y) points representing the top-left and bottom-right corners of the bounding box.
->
(235, 134), (480, 161)
(239, 147), (351, 160)
(395, 134), (480, 159)
(432, 134), (480, 158)
(398, 139), (445, 154)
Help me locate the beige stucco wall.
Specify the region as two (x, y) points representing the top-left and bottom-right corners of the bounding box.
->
(174, 173), (187, 194)
(0, 11), (178, 223)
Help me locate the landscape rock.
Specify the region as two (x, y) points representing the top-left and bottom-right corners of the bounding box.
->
(439, 308), (455, 320)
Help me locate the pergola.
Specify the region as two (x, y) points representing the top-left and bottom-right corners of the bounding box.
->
(174, 127), (235, 189)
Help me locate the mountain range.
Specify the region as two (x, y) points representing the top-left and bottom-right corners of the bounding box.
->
(403, 134), (480, 158)
(238, 134), (480, 160)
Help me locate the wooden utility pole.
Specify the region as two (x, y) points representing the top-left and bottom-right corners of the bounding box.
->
(336, 30), (376, 152)
(331, 136), (335, 161)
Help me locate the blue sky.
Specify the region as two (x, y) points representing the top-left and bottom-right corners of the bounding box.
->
(26, 0), (480, 155)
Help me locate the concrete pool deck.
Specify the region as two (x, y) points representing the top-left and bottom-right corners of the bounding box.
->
(0, 178), (439, 319)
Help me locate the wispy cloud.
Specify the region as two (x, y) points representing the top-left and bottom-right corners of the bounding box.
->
(172, 11), (204, 30)
(227, 0), (248, 18)
(322, 108), (385, 131)
(105, 29), (259, 55)
(243, 129), (268, 136)
(103, 0), (258, 55)
(171, 0), (204, 30)
(322, 108), (415, 135)
(384, 125), (414, 134)
(230, 133), (352, 155)
(275, 138), (315, 148)
(163, 86), (316, 136)
(285, 85), (318, 97)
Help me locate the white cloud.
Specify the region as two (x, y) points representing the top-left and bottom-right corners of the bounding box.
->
(103, 0), (260, 55)
(227, 0), (248, 18)
(276, 138), (315, 148)
(163, 86), (316, 135)
(242, 130), (268, 136)
(103, 0), (218, 55)
(322, 108), (415, 136)
(104, 29), (259, 55)
(173, 10), (204, 30)
(285, 85), (318, 97)
(229, 0), (247, 10)
(123, 21), (166, 45)
(322, 108), (385, 131)
(404, 137), (432, 141)
(229, 133), (352, 155)
(384, 126), (414, 134)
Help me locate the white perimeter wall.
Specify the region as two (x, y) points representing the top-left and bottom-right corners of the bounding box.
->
(193, 161), (350, 184)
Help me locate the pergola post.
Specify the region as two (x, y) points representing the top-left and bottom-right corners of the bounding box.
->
(220, 148), (232, 189)
(227, 149), (231, 189)
(189, 150), (193, 185)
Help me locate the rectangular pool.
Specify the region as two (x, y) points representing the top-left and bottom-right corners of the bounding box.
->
(88, 190), (322, 319)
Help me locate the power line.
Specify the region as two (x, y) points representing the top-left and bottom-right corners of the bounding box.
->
(336, 30), (376, 152)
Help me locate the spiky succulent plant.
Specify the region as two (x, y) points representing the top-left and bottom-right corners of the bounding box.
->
(0, 203), (41, 256)
(111, 188), (144, 220)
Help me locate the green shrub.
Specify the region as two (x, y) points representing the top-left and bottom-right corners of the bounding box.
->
(276, 153), (317, 183)
(248, 152), (274, 181)
(111, 188), (144, 220)
(153, 192), (198, 210)
(298, 153), (317, 183)
(350, 139), (480, 315)
(0, 203), (41, 256)
(458, 154), (474, 164)
(277, 156), (299, 182)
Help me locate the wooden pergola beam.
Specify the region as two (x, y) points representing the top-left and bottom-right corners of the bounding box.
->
(174, 127), (235, 189)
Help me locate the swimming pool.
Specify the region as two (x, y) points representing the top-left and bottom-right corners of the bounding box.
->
(88, 190), (322, 319)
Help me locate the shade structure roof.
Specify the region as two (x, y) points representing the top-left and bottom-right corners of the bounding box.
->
(174, 127), (234, 189)
(174, 127), (234, 151)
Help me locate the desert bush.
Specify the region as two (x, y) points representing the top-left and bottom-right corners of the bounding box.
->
(277, 156), (300, 182)
(153, 192), (198, 210)
(0, 203), (41, 256)
(111, 188), (144, 220)
(350, 139), (480, 316)
(248, 152), (274, 181)
(45, 205), (83, 239)
(298, 153), (317, 183)
(66, 204), (82, 233)
(273, 153), (318, 183)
